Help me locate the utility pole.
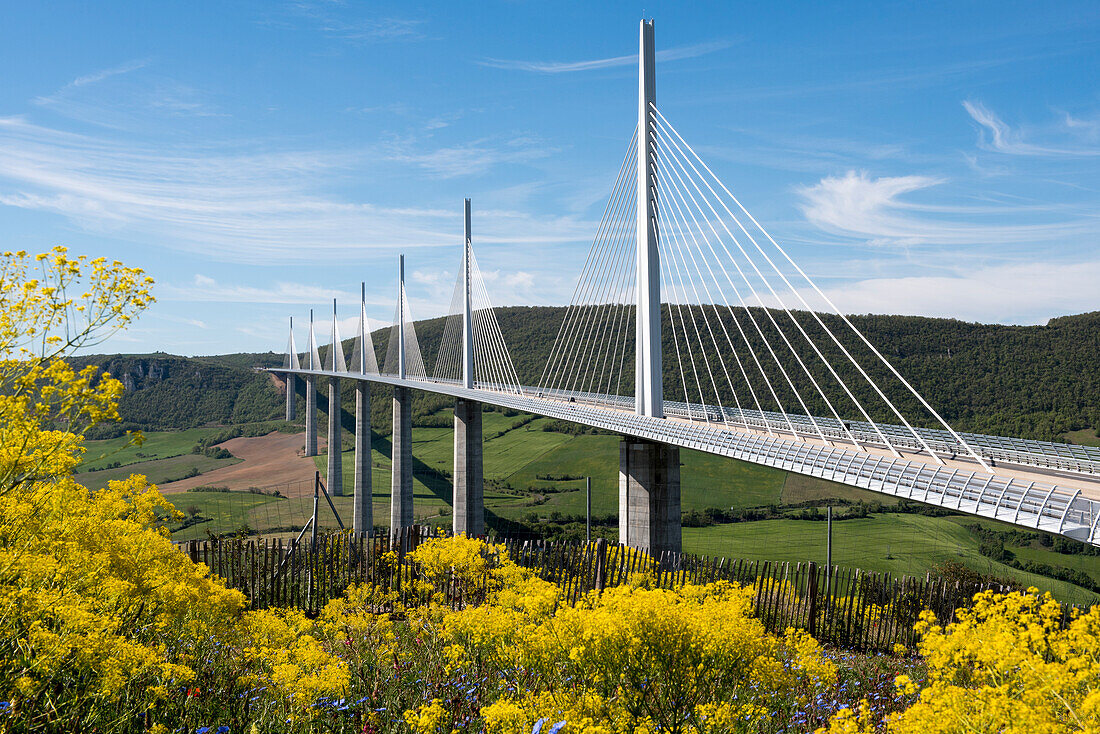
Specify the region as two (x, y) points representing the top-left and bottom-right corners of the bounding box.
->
(586, 476), (592, 543)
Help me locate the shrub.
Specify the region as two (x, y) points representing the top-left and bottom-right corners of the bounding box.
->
(821, 588), (1100, 733)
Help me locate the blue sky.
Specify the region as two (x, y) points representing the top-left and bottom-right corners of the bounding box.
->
(2, 1), (1099, 356)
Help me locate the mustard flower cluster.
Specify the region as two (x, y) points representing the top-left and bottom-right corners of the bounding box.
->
(819, 587), (1100, 733)
(0, 247), (154, 494)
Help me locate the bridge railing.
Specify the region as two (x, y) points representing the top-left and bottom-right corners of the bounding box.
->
(529, 379), (1100, 476)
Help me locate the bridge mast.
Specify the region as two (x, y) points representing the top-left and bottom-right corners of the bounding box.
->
(397, 254), (406, 380)
(463, 199), (474, 389)
(635, 18), (662, 418)
(392, 253), (413, 530)
(455, 198), (484, 536)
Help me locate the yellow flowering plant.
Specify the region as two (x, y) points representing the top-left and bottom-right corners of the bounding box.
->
(818, 587), (1100, 733)
(0, 247), (153, 496)
(478, 580), (836, 734)
(0, 248), (262, 730)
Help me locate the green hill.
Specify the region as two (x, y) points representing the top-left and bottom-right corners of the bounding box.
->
(78, 308), (1100, 442)
(73, 352), (286, 437)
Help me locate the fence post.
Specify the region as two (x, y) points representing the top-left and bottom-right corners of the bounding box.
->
(807, 561), (819, 638)
(595, 538), (608, 592)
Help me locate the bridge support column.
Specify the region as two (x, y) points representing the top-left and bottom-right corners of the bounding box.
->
(327, 377), (342, 496)
(285, 374), (296, 421)
(619, 438), (681, 556)
(453, 398), (483, 537)
(304, 376), (317, 457)
(391, 386), (413, 529)
(353, 382), (372, 534)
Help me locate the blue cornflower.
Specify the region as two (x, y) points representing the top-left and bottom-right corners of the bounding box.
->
(196, 728), (210, 734)
(216, 728), (230, 734)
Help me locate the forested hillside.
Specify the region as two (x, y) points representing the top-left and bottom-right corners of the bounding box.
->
(82, 308), (1100, 442)
(73, 353), (285, 437)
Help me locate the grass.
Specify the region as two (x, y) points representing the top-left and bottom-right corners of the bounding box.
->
(79, 427), (224, 472)
(493, 434), (792, 521)
(781, 472), (900, 506)
(1065, 428), (1100, 447)
(682, 513), (1100, 606)
(79, 453), (241, 489)
(168, 491), (283, 540)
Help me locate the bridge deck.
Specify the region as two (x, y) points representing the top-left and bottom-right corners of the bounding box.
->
(275, 368), (1100, 546)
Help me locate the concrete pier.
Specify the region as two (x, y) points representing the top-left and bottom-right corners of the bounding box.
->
(353, 382), (372, 534)
(391, 385), (413, 529)
(327, 378), (342, 496)
(619, 438), (681, 555)
(304, 377), (317, 457)
(452, 398), (484, 537)
(285, 374), (296, 421)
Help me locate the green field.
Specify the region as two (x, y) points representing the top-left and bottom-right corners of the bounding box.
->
(77, 426), (242, 489)
(683, 513), (1099, 606)
(80, 427), (224, 472)
(169, 491), (284, 539)
(1066, 428), (1100, 447)
(80, 453), (241, 489)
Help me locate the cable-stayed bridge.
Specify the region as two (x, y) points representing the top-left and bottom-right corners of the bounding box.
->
(272, 20), (1100, 553)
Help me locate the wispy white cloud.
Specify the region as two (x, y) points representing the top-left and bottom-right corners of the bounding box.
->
(33, 60), (225, 127)
(797, 169), (1094, 247)
(963, 100), (1100, 156)
(268, 2), (424, 42)
(814, 259), (1100, 324)
(69, 60), (150, 89)
(0, 117), (596, 263)
(384, 136), (554, 178)
(163, 275), (360, 305)
(479, 40), (730, 74)
(328, 315), (389, 341)
(141, 311), (210, 332)
(411, 269), (451, 287)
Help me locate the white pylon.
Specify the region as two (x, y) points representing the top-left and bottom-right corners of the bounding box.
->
(329, 298), (347, 372)
(285, 316), (300, 370)
(635, 19), (662, 418)
(397, 255), (406, 380)
(308, 309), (321, 371)
(463, 199), (474, 390)
(354, 282), (379, 374)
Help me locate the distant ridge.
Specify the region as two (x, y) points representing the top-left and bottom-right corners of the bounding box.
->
(77, 308), (1100, 443)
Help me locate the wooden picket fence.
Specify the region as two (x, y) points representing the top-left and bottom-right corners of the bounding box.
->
(176, 527), (1076, 653)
